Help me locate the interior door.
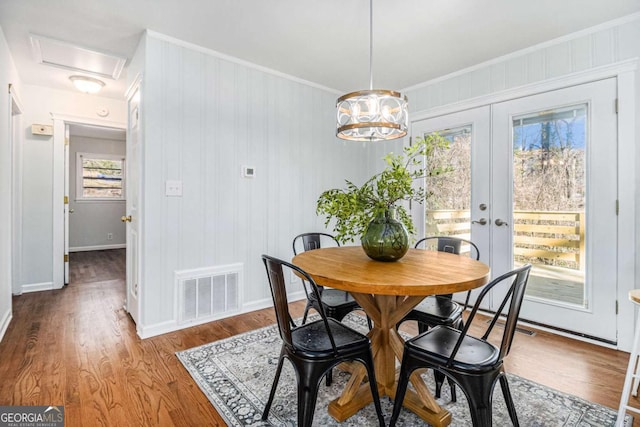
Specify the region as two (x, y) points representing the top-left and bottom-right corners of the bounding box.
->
(411, 106), (491, 309)
(491, 79), (618, 343)
(125, 84), (141, 325)
(64, 124), (70, 284)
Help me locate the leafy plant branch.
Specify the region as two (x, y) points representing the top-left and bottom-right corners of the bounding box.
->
(316, 133), (453, 243)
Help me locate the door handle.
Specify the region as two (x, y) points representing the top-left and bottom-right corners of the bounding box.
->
(471, 218), (487, 225)
(69, 209), (74, 213)
(495, 218), (509, 227)
(121, 215), (132, 223)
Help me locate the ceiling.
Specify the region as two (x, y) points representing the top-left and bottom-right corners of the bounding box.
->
(1, 0), (640, 100)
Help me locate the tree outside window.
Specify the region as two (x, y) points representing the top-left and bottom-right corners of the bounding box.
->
(76, 152), (125, 200)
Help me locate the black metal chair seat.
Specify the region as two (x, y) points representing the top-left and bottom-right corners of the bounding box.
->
(406, 326), (500, 371)
(402, 295), (464, 327)
(291, 317), (370, 356)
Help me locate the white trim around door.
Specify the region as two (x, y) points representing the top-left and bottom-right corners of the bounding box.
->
(51, 114), (126, 289)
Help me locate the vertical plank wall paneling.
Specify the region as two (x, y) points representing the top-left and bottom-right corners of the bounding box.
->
(140, 34), (369, 329)
(405, 17), (639, 112)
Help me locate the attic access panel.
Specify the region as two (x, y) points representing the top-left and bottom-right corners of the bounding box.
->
(30, 34), (126, 79)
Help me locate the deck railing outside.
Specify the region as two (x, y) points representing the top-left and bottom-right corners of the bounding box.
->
(426, 209), (585, 272)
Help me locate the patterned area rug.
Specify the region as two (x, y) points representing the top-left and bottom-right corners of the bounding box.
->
(177, 313), (631, 426)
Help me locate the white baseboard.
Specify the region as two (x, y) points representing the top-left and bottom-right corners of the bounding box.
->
(69, 244), (126, 252)
(0, 309), (12, 343)
(22, 282), (55, 293)
(137, 290), (308, 339)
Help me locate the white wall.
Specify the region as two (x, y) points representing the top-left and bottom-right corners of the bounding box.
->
(69, 135), (126, 251)
(0, 25), (21, 340)
(401, 13), (640, 350)
(20, 85), (126, 290)
(131, 32), (371, 335)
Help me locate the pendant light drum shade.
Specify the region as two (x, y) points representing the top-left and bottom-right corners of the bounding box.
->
(336, 89), (408, 141)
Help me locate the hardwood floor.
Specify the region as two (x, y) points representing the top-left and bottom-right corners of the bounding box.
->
(0, 249), (636, 425)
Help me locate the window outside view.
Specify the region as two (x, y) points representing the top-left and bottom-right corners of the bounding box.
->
(424, 104), (588, 307)
(80, 156), (124, 199)
(512, 105), (587, 306)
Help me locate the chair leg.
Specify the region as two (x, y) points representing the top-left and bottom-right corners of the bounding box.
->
(433, 367), (458, 402)
(449, 376), (457, 402)
(262, 349), (286, 420)
(433, 369), (446, 399)
(453, 371), (499, 427)
(325, 368), (332, 386)
(417, 321), (429, 334)
(390, 356), (416, 427)
(301, 302), (311, 324)
(360, 353), (386, 427)
(499, 374), (519, 427)
(296, 362), (326, 427)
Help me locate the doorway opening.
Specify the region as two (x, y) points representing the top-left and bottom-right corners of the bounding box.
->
(67, 123), (126, 273)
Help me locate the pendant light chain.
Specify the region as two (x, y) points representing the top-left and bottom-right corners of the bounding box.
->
(335, 0), (409, 141)
(369, 0), (373, 91)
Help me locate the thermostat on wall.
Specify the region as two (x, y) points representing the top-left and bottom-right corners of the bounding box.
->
(242, 165), (255, 178)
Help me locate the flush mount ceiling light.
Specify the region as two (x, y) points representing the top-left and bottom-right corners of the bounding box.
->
(69, 75), (105, 94)
(336, 0), (408, 142)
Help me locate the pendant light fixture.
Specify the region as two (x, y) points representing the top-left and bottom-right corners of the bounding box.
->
(336, 0), (408, 141)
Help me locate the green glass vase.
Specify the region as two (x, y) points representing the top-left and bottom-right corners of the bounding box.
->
(361, 208), (409, 262)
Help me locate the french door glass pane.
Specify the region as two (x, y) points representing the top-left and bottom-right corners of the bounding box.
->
(425, 126), (472, 253)
(512, 105), (587, 307)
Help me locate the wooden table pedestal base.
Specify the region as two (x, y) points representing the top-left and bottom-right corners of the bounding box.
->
(326, 293), (452, 427)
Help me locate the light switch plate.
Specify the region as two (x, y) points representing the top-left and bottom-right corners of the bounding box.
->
(165, 180), (183, 197)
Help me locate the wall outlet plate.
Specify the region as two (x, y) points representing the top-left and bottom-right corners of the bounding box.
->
(165, 180), (183, 196)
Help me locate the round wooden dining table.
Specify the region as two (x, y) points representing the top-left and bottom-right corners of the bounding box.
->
(292, 245), (490, 427)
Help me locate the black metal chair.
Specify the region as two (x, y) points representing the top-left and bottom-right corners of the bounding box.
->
(293, 233), (366, 325)
(390, 264), (532, 427)
(397, 235), (480, 401)
(261, 255), (385, 427)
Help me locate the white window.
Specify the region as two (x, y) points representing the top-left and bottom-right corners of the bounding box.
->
(76, 152), (125, 200)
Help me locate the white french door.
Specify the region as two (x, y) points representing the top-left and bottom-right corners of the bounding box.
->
(491, 79), (618, 343)
(412, 78), (618, 343)
(411, 106), (491, 310)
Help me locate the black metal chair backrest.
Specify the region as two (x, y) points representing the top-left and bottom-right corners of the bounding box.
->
(414, 236), (480, 260)
(446, 264), (531, 366)
(292, 232), (340, 255)
(261, 254), (338, 354)
(416, 236), (480, 304)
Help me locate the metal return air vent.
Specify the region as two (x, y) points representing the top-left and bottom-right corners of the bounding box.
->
(176, 264), (242, 324)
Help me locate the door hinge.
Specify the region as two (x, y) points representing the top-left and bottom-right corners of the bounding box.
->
(65, 137), (69, 146)
(615, 98), (619, 114)
(64, 196), (69, 205)
(616, 199), (619, 215)
(64, 254), (69, 262)
(616, 300), (619, 314)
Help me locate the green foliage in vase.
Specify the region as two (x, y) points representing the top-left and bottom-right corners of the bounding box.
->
(316, 134), (453, 243)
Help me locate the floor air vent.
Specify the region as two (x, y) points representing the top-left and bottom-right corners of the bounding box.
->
(176, 263), (242, 325)
(488, 319), (536, 336)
